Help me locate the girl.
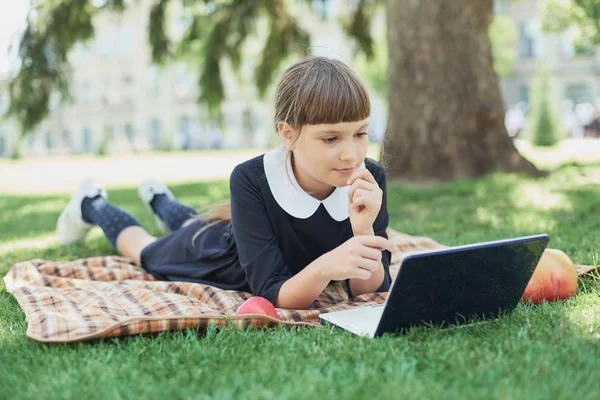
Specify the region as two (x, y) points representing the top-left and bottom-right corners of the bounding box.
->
(56, 56), (395, 310)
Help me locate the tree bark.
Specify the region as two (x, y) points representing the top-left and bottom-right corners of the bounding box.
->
(383, 0), (541, 182)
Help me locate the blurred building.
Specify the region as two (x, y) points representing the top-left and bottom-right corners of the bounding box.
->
(0, 0), (383, 158)
(496, 0), (600, 117)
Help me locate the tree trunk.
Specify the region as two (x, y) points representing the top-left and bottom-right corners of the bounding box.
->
(383, 0), (541, 182)
(10, 134), (23, 160)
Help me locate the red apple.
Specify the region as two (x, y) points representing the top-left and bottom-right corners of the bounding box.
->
(235, 296), (280, 319)
(522, 248), (578, 304)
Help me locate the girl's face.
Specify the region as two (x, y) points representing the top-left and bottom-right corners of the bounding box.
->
(278, 118), (370, 200)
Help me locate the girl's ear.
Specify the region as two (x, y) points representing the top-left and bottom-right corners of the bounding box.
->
(277, 121), (295, 148)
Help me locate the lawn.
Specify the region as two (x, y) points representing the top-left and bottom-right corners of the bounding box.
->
(1, 152), (600, 399)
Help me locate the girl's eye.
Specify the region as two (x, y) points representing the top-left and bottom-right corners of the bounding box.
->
(321, 132), (367, 144)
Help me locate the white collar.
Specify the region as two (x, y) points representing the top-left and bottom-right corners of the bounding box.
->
(263, 146), (365, 221)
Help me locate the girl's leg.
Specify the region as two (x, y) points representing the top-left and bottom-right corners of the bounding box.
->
(81, 195), (156, 265)
(115, 226), (156, 265)
(139, 180), (199, 232)
(149, 193), (198, 230)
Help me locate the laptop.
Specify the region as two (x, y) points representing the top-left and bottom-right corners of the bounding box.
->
(319, 234), (549, 338)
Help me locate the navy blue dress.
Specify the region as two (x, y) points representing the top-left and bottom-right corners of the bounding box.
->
(140, 146), (391, 304)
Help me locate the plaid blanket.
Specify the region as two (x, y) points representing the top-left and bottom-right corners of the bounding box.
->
(3, 229), (597, 343)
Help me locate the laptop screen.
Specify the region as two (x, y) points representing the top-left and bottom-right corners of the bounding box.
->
(375, 235), (549, 336)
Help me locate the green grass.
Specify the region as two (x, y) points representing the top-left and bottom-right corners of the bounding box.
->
(1, 164), (600, 399)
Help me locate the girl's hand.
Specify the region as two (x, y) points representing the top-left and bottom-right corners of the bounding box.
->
(317, 235), (395, 281)
(347, 169), (383, 235)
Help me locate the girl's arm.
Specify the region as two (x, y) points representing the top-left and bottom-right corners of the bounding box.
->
(347, 163), (392, 297)
(276, 234), (394, 309)
(274, 258), (330, 309)
(230, 165), (293, 305)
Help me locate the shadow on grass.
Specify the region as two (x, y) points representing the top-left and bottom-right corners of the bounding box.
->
(387, 166), (600, 265)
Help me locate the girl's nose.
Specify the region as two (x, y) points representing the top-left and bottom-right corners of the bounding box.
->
(339, 144), (357, 162)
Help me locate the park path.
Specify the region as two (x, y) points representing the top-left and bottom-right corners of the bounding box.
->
(2, 139), (600, 195)
(0, 150), (263, 195)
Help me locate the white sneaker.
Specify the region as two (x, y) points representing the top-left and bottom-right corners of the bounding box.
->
(138, 180), (176, 234)
(56, 180), (108, 245)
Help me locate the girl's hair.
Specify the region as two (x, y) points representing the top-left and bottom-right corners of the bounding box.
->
(192, 56), (371, 244)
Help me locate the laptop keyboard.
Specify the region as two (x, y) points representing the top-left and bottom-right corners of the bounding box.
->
(324, 305), (385, 337)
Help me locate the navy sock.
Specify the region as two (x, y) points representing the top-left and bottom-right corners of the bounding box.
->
(81, 195), (141, 249)
(149, 193), (198, 231)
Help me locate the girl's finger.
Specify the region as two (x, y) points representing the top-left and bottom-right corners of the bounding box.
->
(347, 169), (377, 186)
(349, 180), (379, 203)
(350, 256), (378, 271)
(360, 257), (380, 271)
(352, 195), (379, 212)
(356, 236), (395, 253)
(351, 188), (373, 203)
(356, 245), (382, 261)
